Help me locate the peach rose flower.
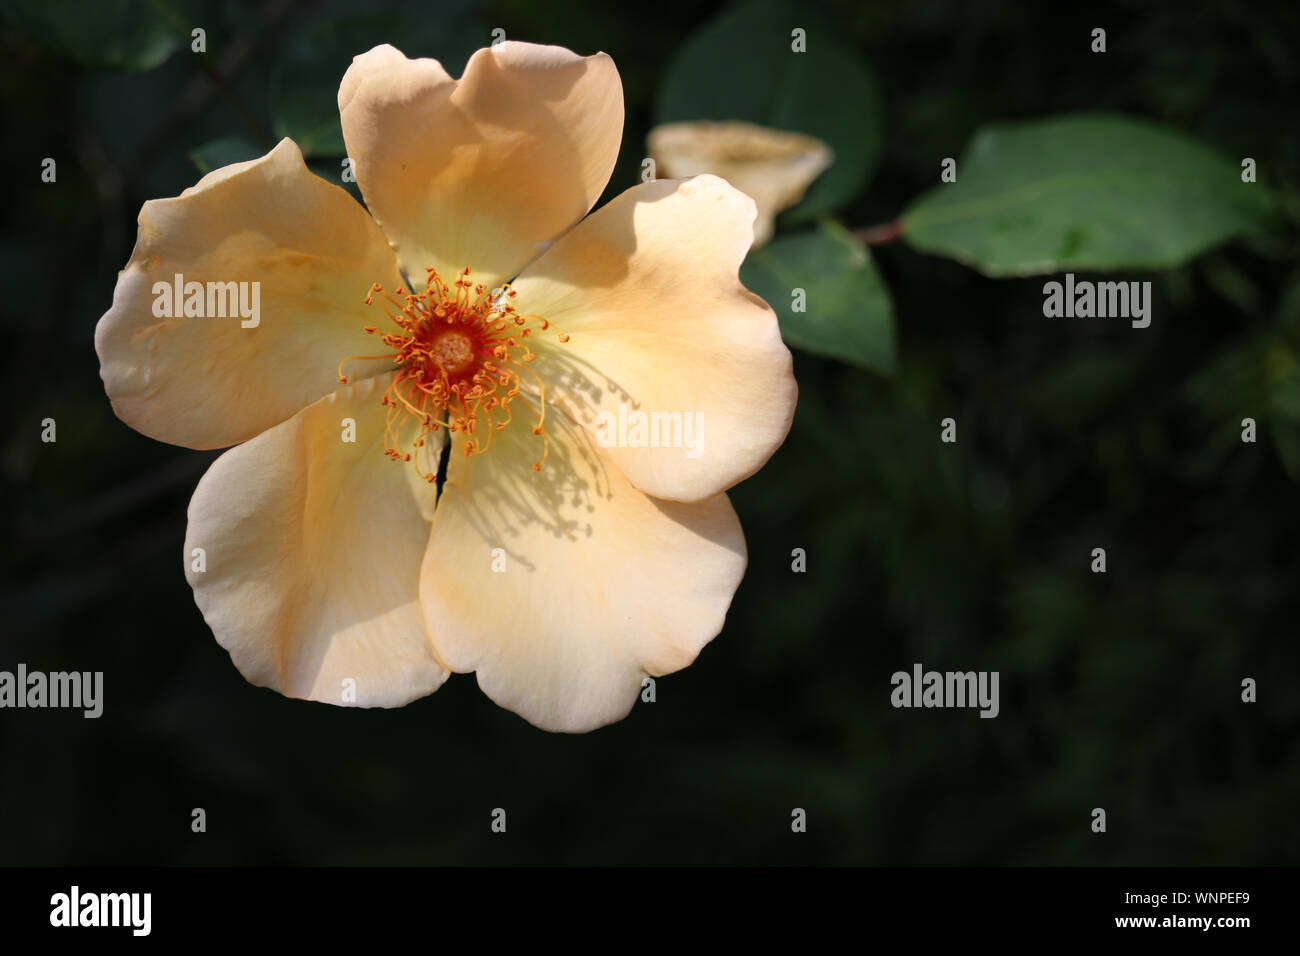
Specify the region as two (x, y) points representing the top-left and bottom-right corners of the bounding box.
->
(95, 42), (796, 732)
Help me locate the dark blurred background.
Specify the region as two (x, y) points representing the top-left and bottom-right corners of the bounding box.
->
(1, 0), (1298, 865)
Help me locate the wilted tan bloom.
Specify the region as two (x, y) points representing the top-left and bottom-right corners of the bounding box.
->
(647, 120), (833, 246)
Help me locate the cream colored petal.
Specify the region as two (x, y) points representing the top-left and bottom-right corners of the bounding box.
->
(95, 138), (403, 450)
(337, 42), (623, 288)
(647, 121), (833, 246)
(420, 410), (745, 733)
(185, 374), (447, 708)
(508, 175), (797, 503)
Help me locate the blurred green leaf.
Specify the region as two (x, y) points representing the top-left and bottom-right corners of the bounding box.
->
(269, 10), (485, 159)
(1200, 255), (1264, 314)
(269, 16), (381, 158)
(1022, 349), (1145, 428)
(188, 136), (263, 175)
(656, 0), (882, 220)
(1267, 342), (1300, 420)
(1184, 284), (1300, 483)
(1272, 420), (1300, 481)
(741, 220), (896, 373)
(901, 113), (1277, 276)
(2, 0), (208, 72)
(270, 14), (421, 158)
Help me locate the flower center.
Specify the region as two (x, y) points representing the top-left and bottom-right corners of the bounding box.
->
(337, 266), (568, 481)
(431, 330), (475, 375)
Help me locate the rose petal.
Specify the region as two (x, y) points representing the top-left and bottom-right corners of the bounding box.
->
(509, 175), (797, 502)
(338, 42), (623, 288)
(96, 139), (403, 450)
(420, 409), (745, 732)
(185, 374), (447, 707)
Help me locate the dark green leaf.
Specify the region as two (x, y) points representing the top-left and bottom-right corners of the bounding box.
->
(656, 0), (882, 220)
(741, 220), (896, 373)
(269, 16), (385, 158)
(270, 10), (485, 160)
(901, 113), (1277, 276)
(1267, 342), (1300, 420)
(188, 136), (263, 176)
(1272, 420), (1300, 482)
(3, 0), (209, 72)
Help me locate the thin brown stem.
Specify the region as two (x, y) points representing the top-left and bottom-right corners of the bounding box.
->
(853, 220), (903, 245)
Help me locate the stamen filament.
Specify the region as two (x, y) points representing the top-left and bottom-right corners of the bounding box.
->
(352, 267), (569, 477)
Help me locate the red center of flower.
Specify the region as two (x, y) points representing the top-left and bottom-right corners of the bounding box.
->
(337, 266), (568, 481)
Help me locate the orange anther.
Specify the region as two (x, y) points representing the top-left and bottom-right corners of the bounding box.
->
(355, 266), (567, 473)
